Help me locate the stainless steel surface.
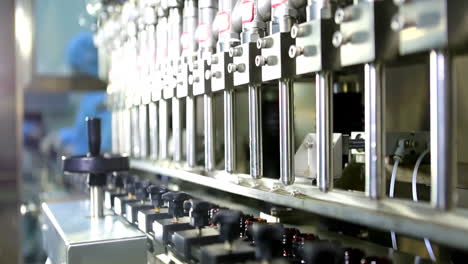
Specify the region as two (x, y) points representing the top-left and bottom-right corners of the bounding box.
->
(112, 111), (120, 153)
(124, 109), (133, 156)
(131, 106), (141, 158)
(139, 104), (149, 158)
(172, 97), (183, 162)
(316, 72), (333, 192)
(430, 50), (457, 210)
(248, 84), (263, 179)
(149, 102), (159, 160)
(159, 99), (170, 160)
(90, 186), (104, 218)
(279, 79), (295, 185)
(41, 200), (147, 264)
(186, 96), (197, 167)
(0, 0), (20, 262)
(365, 63), (386, 199)
(94, 0), (468, 257)
(204, 94), (216, 171)
(131, 159), (468, 251)
(224, 89), (236, 173)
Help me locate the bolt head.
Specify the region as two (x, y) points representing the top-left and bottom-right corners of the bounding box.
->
(332, 31), (343, 48)
(290, 24), (299, 39)
(288, 45), (297, 58)
(335, 8), (345, 24)
(227, 63), (235, 73)
(204, 70), (211, 80)
(255, 56), (265, 67)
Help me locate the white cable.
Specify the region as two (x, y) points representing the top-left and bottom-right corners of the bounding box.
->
(389, 159), (399, 199)
(411, 149), (436, 262)
(389, 159), (399, 250)
(412, 149), (429, 202)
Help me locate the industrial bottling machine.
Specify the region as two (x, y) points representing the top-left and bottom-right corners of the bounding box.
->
(40, 0), (468, 263)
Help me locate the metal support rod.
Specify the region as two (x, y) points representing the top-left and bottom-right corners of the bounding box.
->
(90, 185), (104, 218)
(159, 99), (169, 160)
(204, 94), (216, 171)
(139, 104), (149, 158)
(430, 50), (456, 210)
(149, 102), (159, 160)
(172, 97), (183, 162)
(112, 111), (120, 153)
(364, 63), (386, 199)
(279, 79), (295, 185)
(123, 109), (132, 156)
(131, 106), (141, 158)
(186, 96), (197, 168)
(248, 84), (263, 179)
(316, 72), (333, 192)
(224, 90), (237, 173)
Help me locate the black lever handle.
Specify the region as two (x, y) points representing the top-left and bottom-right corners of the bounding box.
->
(86, 117), (101, 157)
(189, 200), (214, 228)
(147, 185), (168, 208)
(162, 191), (191, 218)
(212, 209), (242, 243)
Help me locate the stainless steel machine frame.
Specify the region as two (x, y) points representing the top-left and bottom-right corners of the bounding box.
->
(94, 0), (468, 253)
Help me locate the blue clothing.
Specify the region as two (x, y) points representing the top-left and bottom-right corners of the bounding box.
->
(66, 31), (98, 77)
(58, 92), (111, 155)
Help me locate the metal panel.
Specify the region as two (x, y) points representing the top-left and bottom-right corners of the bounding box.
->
(41, 200), (147, 264)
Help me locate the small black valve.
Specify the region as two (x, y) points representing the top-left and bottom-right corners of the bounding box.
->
(251, 223), (284, 261)
(162, 192), (191, 219)
(212, 209), (243, 244)
(189, 200), (214, 228)
(147, 185), (168, 209)
(134, 181), (147, 200)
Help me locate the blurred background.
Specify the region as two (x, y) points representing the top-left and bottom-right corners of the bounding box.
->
(1, 0), (110, 263)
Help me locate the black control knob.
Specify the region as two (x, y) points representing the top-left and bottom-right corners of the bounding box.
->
(251, 223), (284, 261)
(162, 192), (191, 219)
(87, 117), (101, 156)
(212, 210), (242, 244)
(62, 117), (129, 186)
(189, 200), (214, 228)
(147, 185), (168, 208)
(301, 241), (344, 264)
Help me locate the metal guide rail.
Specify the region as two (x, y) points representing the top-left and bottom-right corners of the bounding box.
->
(131, 159), (468, 251)
(93, 0), (468, 256)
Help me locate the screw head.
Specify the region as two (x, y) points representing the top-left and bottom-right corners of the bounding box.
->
(335, 8), (346, 24)
(290, 24), (300, 39)
(255, 56), (265, 67)
(204, 70), (211, 80)
(332, 31), (344, 48)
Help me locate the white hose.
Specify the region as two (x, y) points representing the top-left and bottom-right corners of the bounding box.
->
(411, 149), (437, 262)
(412, 149), (429, 202)
(389, 159), (399, 250)
(389, 159), (399, 199)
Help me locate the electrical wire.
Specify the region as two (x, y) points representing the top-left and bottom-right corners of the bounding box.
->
(411, 149), (437, 262)
(389, 159), (400, 251)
